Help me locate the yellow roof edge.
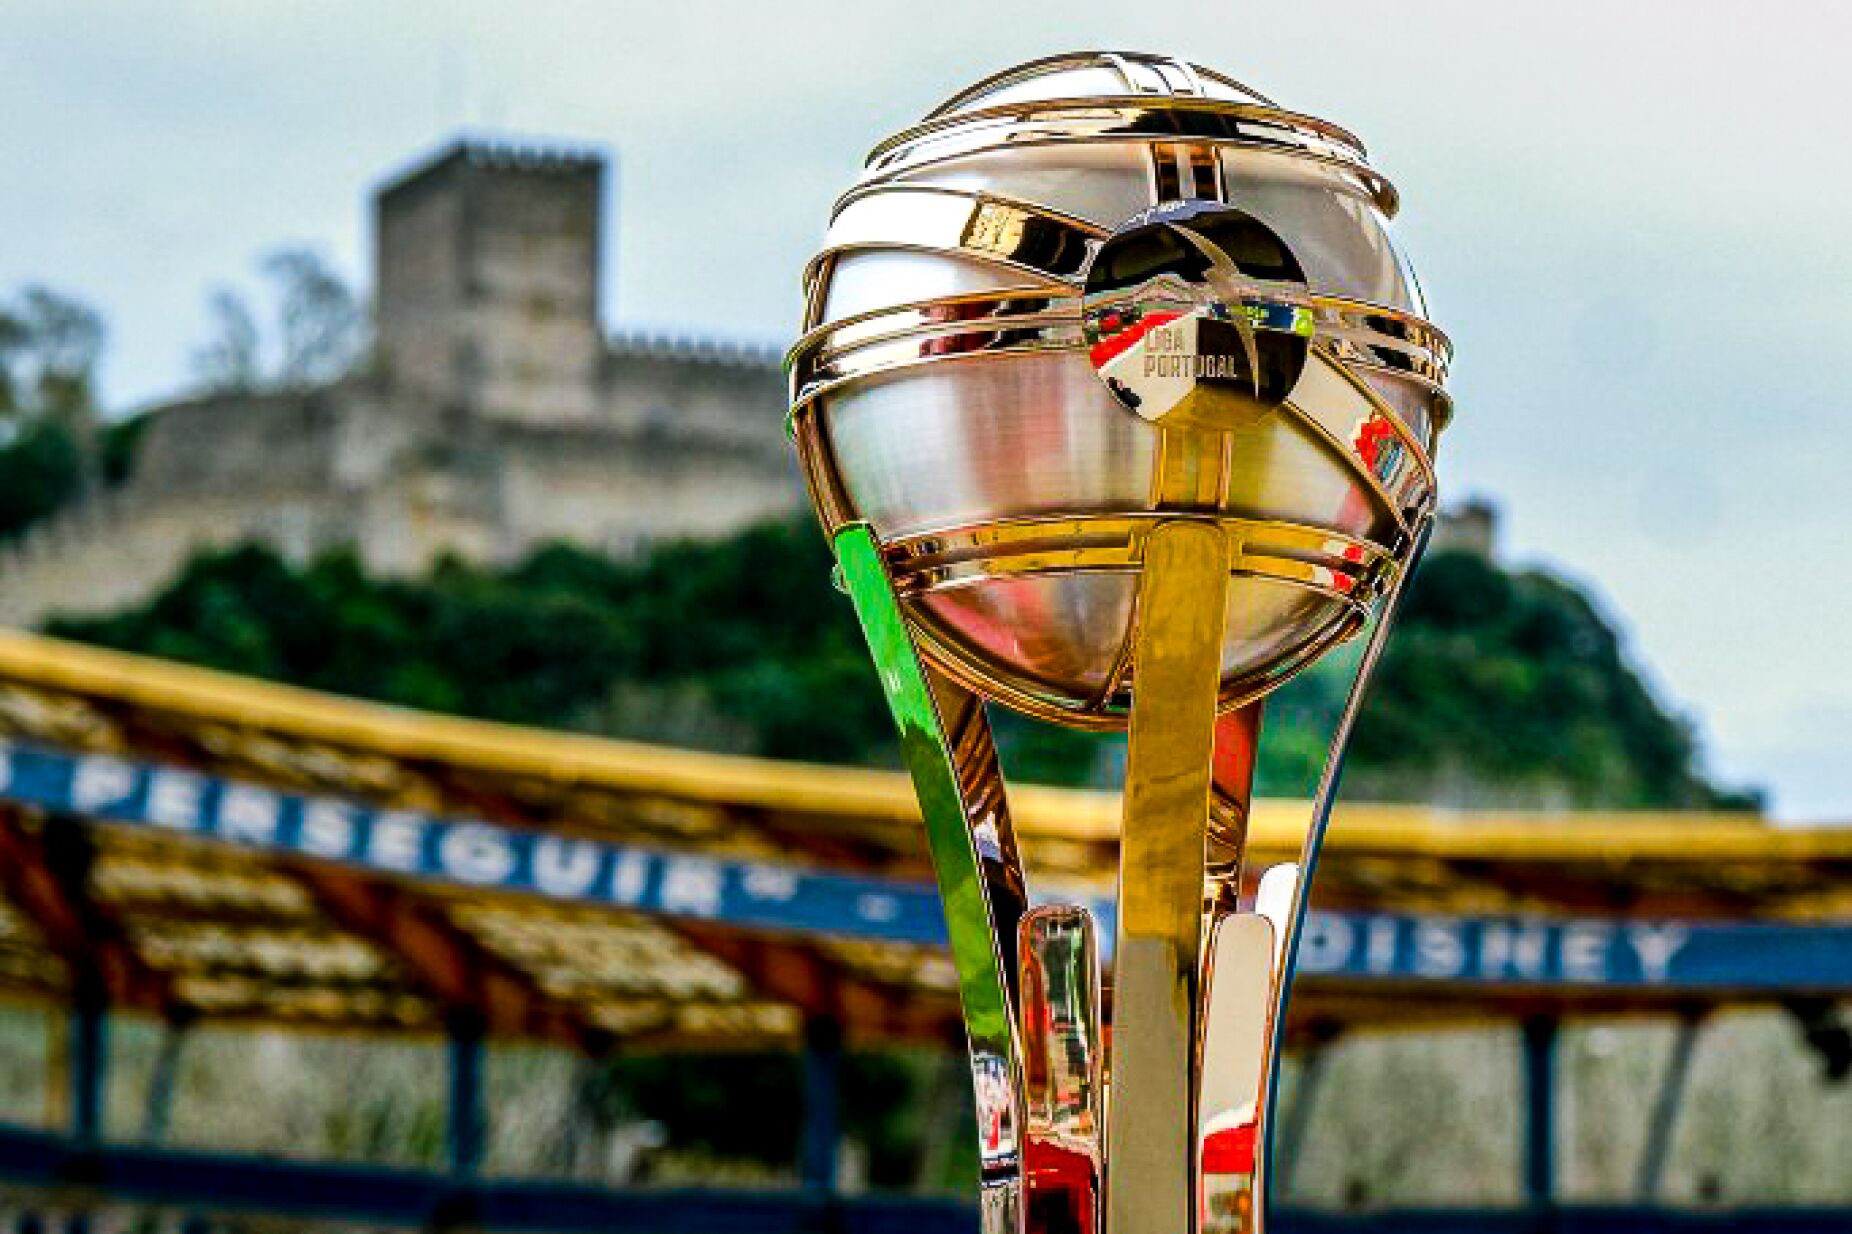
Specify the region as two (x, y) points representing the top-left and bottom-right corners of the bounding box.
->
(0, 627), (934, 821)
(0, 628), (1846, 860)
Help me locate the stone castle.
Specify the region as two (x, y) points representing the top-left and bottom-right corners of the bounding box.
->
(0, 140), (802, 626)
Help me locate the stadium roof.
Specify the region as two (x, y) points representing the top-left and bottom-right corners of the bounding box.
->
(0, 628), (1844, 1049)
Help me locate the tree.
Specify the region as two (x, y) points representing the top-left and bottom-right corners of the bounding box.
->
(0, 305), (31, 416)
(190, 248), (363, 394)
(1342, 551), (1758, 809)
(265, 248), (362, 387)
(0, 285), (108, 520)
(0, 419), (83, 540)
(192, 289), (262, 394)
(12, 288), (104, 430)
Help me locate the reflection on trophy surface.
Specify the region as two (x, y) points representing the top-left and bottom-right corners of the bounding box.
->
(788, 51), (1452, 1234)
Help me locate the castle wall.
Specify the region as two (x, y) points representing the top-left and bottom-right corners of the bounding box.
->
(129, 392), (342, 495)
(0, 139), (808, 628)
(0, 370), (805, 627)
(495, 420), (802, 560)
(0, 490), (347, 627)
(597, 337), (788, 444)
(0, 389), (378, 625)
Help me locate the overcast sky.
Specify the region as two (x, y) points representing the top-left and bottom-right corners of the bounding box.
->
(4, 2), (1849, 819)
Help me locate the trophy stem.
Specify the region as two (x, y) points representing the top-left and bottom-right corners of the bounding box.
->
(1251, 516), (1435, 1225)
(833, 515), (1427, 1234)
(834, 523), (1029, 1234)
(1107, 519), (1235, 1234)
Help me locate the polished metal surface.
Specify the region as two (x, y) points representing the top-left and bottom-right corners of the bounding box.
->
(878, 513), (1386, 726)
(834, 525), (1026, 1233)
(1020, 906), (1104, 1234)
(1082, 200), (1315, 429)
(1108, 521), (1231, 1234)
(1199, 914), (1277, 1232)
(923, 51), (1276, 115)
(796, 50), (1454, 1234)
(1251, 516), (1435, 1218)
(790, 52), (1449, 727)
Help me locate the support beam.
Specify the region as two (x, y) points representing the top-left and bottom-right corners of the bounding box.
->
(447, 1013), (487, 1176)
(70, 999), (107, 1144)
(0, 813), (173, 1013)
(1636, 1010), (1703, 1201)
(0, 812), (175, 1151)
(1521, 1015), (1558, 1212)
(44, 1004), (70, 1130)
(800, 1016), (844, 1192)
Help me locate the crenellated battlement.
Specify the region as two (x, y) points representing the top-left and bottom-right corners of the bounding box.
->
(607, 329), (784, 371)
(376, 138), (605, 198)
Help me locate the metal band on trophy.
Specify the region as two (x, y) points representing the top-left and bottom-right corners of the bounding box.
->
(787, 52), (1452, 1234)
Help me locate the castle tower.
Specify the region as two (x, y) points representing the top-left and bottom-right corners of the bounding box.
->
(374, 141), (606, 423)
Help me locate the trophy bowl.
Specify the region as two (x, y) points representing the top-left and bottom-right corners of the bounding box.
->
(789, 51), (1452, 728)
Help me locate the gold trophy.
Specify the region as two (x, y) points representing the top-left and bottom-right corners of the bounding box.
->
(786, 52), (1452, 1234)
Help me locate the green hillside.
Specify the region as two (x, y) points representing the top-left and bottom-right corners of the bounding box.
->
(48, 519), (1756, 810)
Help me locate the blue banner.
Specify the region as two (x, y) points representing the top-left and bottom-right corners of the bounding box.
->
(1290, 911), (1849, 991)
(1, 739), (1845, 991)
(0, 739), (946, 944)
